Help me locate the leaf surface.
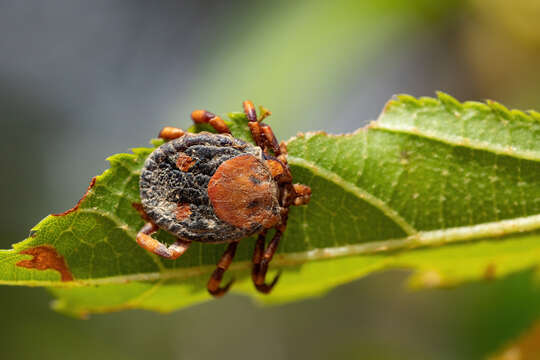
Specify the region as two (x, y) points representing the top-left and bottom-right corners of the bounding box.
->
(1, 93), (539, 317)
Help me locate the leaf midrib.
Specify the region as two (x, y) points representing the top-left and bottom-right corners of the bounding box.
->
(4, 213), (540, 288)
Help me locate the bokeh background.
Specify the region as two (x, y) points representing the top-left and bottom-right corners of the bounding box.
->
(1, 1), (540, 359)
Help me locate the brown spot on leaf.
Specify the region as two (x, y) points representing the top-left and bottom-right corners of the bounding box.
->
(16, 245), (73, 281)
(484, 263), (496, 280)
(175, 203), (192, 221)
(400, 150), (410, 160)
(53, 177), (96, 216)
(132, 202), (152, 222)
(400, 150), (411, 165)
(176, 153), (196, 171)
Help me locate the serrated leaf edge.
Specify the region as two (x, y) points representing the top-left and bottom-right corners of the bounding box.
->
(375, 92), (540, 161)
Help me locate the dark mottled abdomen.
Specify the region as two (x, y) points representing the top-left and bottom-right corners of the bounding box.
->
(140, 132), (271, 243)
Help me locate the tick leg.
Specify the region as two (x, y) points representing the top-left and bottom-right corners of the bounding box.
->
(247, 121), (266, 152)
(251, 232), (266, 283)
(159, 126), (186, 141)
(293, 184), (312, 206)
(252, 229), (283, 294)
(136, 222), (191, 260)
(191, 110), (231, 134)
(207, 241), (239, 297)
(243, 100), (283, 157)
(243, 100), (258, 122)
(244, 100), (268, 152)
(261, 124), (281, 156)
(265, 159), (293, 185)
(279, 141), (288, 157)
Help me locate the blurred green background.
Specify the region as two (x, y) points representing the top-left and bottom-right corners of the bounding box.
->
(1, 1), (540, 359)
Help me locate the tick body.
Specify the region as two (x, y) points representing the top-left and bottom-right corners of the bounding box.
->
(137, 102), (311, 297)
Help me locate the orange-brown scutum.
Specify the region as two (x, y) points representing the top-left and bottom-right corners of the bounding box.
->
(207, 154), (280, 230)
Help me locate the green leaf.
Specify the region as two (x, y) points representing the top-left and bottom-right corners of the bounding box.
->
(1, 93), (539, 317)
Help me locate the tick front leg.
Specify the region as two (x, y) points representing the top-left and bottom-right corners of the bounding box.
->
(260, 124), (281, 156)
(207, 241), (239, 297)
(191, 110), (231, 134)
(243, 100), (266, 151)
(252, 229), (282, 294)
(136, 222), (191, 260)
(159, 127), (186, 141)
(243, 100), (282, 158)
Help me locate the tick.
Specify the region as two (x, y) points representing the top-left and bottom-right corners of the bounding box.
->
(137, 101), (311, 297)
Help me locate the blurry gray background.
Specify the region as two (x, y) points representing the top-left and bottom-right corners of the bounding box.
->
(1, 1), (540, 359)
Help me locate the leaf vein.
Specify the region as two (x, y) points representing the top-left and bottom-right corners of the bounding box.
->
(77, 208), (165, 271)
(288, 156), (417, 235)
(371, 123), (540, 161)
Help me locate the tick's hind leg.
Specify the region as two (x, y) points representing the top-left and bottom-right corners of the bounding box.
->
(136, 222), (191, 260)
(191, 110), (231, 134)
(207, 241), (239, 297)
(251, 230), (282, 294)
